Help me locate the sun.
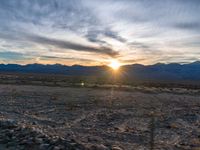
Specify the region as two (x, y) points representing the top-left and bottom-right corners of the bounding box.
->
(109, 60), (121, 70)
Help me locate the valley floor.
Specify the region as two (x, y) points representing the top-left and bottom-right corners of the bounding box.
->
(0, 84), (200, 150)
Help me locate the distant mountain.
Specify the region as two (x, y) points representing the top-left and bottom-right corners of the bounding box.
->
(1, 62), (200, 81)
(0, 63), (109, 76)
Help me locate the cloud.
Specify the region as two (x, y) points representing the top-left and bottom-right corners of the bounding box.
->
(25, 34), (119, 57)
(85, 30), (108, 45)
(0, 0), (200, 65)
(104, 30), (126, 43)
(174, 22), (200, 31)
(129, 41), (151, 49)
(85, 28), (126, 46)
(121, 58), (147, 64)
(0, 51), (25, 60)
(40, 55), (94, 62)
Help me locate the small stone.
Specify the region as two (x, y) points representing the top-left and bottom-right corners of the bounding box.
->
(0, 119), (17, 129)
(53, 146), (61, 150)
(35, 138), (43, 144)
(39, 143), (50, 150)
(19, 139), (29, 145)
(112, 145), (123, 150)
(32, 121), (37, 125)
(6, 141), (16, 147)
(90, 144), (109, 150)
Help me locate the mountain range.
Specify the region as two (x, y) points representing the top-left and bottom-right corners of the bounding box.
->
(1, 61), (200, 81)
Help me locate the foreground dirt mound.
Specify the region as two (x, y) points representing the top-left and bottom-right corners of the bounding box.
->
(0, 119), (86, 150)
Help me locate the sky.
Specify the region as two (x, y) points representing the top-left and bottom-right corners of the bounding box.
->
(0, 0), (200, 66)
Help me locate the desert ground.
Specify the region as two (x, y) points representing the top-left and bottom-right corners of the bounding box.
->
(0, 84), (200, 150)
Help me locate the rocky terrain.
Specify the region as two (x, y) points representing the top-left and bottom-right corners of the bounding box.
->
(0, 84), (200, 150)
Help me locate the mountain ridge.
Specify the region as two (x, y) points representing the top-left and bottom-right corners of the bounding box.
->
(1, 62), (200, 81)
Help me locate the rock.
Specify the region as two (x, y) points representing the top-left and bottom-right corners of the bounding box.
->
(35, 138), (43, 144)
(53, 146), (61, 150)
(90, 144), (109, 150)
(6, 141), (17, 147)
(19, 139), (30, 145)
(87, 136), (102, 142)
(32, 121), (37, 125)
(112, 145), (123, 150)
(39, 143), (50, 150)
(0, 119), (17, 129)
(24, 138), (34, 145)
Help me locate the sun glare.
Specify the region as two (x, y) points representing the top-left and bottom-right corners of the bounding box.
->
(109, 60), (121, 70)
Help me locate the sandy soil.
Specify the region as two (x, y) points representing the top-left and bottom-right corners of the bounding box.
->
(0, 84), (200, 150)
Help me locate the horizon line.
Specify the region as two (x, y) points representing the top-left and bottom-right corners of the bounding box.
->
(1, 61), (200, 67)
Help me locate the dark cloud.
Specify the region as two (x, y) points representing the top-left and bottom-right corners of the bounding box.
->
(41, 55), (94, 62)
(174, 22), (200, 31)
(129, 41), (151, 49)
(85, 29), (126, 45)
(85, 30), (108, 45)
(25, 34), (119, 57)
(121, 58), (146, 64)
(0, 30), (119, 57)
(104, 30), (126, 43)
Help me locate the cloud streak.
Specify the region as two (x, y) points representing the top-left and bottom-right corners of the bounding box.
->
(174, 22), (200, 31)
(25, 34), (119, 57)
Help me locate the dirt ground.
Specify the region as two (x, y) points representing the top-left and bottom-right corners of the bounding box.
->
(0, 84), (200, 150)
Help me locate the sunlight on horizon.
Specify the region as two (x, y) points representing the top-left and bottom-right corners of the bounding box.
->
(108, 60), (121, 70)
